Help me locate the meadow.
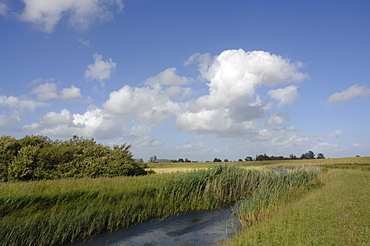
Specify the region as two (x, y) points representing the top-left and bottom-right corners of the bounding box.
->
(0, 157), (369, 245)
(223, 168), (370, 245)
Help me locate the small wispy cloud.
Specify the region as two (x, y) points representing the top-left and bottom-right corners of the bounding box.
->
(326, 84), (370, 105)
(0, 2), (8, 17)
(78, 39), (91, 47)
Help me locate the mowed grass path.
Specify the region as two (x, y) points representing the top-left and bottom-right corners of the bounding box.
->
(224, 169), (370, 246)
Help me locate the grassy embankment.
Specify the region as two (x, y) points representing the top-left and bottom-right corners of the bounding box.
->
(223, 159), (370, 245)
(0, 164), (320, 246)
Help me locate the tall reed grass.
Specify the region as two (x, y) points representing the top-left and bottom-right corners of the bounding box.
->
(0, 165), (321, 246)
(235, 166), (322, 227)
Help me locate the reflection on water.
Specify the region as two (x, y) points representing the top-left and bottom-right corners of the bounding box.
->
(72, 207), (240, 246)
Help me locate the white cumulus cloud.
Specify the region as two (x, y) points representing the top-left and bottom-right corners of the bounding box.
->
(19, 0), (124, 33)
(175, 49), (307, 137)
(194, 49), (306, 108)
(327, 84), (370, 104)
(85, 53), (116, 82)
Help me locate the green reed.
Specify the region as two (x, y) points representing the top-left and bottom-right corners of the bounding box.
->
(235, 166), (322, 227)
(0, 165), (321, 246)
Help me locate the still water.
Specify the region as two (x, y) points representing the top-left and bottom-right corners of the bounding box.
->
(72, 207), (240, 246)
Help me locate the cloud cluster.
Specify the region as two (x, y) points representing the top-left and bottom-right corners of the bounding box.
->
(19, 0), (124, 32)
(0, 94), (47, 129)
(23, 108), (123, 139)
(327, 84), (370, 104)
(6, 49), (313, 152)
(0, 80), (86, 129)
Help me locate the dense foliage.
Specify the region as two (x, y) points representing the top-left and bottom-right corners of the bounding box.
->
(0, 135), (147, 181)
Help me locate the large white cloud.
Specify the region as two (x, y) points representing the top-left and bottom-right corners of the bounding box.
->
(85, 53), (116, 82)
(193, 49), (306, 108)
(19, 0), (124, 32)
(327, 84), (370, 104)
(175, 49), (307, 136)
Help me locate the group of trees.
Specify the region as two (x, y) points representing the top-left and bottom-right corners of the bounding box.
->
(253, 150), (325, 161)
(147, 150), (326, 164)
(211, 150), (325, 162)
(0, 135), (147, 182)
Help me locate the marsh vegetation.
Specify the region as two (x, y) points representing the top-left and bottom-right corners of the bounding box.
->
(0, 164), (321, 245)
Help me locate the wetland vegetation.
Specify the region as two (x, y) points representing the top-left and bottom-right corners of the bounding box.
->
(1, 164), (321, 245)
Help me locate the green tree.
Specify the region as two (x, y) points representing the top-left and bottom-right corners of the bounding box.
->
(317, 153), (325, 159)
(256, 154), (270, 161)
(8, 145), (40, 181)
(0, 136), (21, 181)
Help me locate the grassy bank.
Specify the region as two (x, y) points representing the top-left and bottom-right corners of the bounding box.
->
(0, 165), (320, 246)
(223, 169), (370, 245)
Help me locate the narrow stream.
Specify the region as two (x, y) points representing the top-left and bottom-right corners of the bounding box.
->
(71, 206), (241, 246)
(71, 168), (286, 245)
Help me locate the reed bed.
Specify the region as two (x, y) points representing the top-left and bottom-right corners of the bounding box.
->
(0, 165), (321, 246)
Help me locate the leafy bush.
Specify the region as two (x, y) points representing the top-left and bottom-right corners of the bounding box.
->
(0, 135), (147, 181)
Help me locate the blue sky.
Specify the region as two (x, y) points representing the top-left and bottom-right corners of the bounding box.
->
(1, 0), (370, 161)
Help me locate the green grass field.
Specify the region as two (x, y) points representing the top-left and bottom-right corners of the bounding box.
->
(0, 157), (369, 245)
(223, 168), (370, 245)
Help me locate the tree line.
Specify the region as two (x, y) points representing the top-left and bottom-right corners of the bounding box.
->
(254, 150), (325, 161)
(0, 135), (147, 182)
(146, 150), (325, 164)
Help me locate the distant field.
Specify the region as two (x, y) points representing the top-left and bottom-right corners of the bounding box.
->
(147, 157), (370, 173)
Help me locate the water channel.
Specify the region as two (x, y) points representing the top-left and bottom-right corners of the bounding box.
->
(71, 206), (240, 246)
(71, 168), (287, 245)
